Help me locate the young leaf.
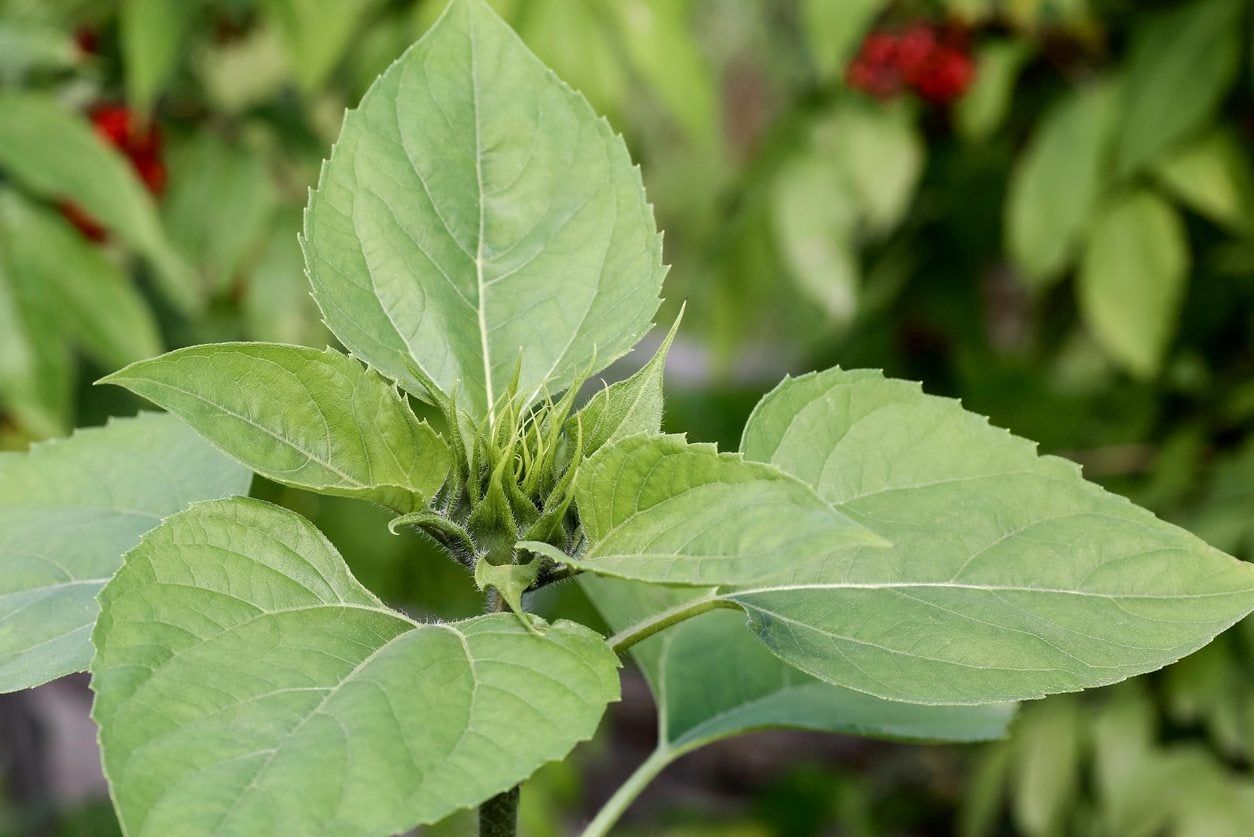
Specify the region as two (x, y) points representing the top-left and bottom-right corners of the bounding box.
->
(1078, 190), (1188, 378)
(583, 575), (1015, 752)
(1005, 81), (1117, 288)
(0, 413), (249, 693)
(0, 191), (162, 369)
(568, 310), (681, 456)
(0, 94), (199, 313)
(91, 497), (619, 835)
(1114, 0), (1243, 177)
(101, 343), (451, 513)
(732, 368), (1254, 704)
(302, 0), (666, 420)
(570, 434), (886, 586)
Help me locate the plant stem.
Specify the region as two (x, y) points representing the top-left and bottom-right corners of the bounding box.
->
(580, 747), (673, 837)
(479, 578), (520, 835)
(478, 785), (520, 837)
(607, 594), (734, 654)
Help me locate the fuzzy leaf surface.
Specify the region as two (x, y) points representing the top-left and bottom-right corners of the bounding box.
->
(302, 0), (665, 419)
(571, 434), (885, 586)
(91, 497), (619, 835)
(0, 413), (249, 692)
(733, 368), (1254, 704)
(102, 343), (451, 513)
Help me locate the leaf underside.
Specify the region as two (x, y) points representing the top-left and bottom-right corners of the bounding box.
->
(91, 497), (620, 836)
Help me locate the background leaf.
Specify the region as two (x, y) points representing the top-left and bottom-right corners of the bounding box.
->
(1154, 128), (1254, 235)
(302, 0), (666, 419)
(121, 0), (194, 113)
(0, 413), (249, 692)
(1078, 190), (1189, 378)
(1115, 0), (1243, 177)
(1005, 81), (1116, 287)
(102, 343), (451, 513)
(731, 368), (1254, 704)
(92, 497), (620, 835)
(0, 191), (162, 370)
(0, 94), (199, 312)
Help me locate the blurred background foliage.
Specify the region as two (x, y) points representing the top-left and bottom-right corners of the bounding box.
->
(1, 0), (1254, 834)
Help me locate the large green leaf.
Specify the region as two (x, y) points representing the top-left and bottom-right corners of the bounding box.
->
(583, 576), (1015, 752)
(0, 413), (249, 693)
(1115, 0), (1243, 177)
(726, 368), (1254, 704)
(1078, 190), (1188, 378)
(570, 433), (885, 585)
(1005, 81), (1116, 287)
(0, 95), (198, 312)
(302, 0), (665, 420)
(92, 497), (619, 835)
(101, 343), (451, 514)
(0, 191), (161, 370)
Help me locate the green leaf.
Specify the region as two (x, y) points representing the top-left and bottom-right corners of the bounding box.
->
(1078, 190), (1189, 378)
(570, 433), (885, 585)
(101, 343), (452, 514)
(264, 0), (380, 93)
(121, 0), (195, 113)
(611, 0), (718, 146)
(569, 310), (680, 456)
(302, 0), (665, 420)
(820, 100), (924, 238)
(475, 559), (542, 620)
(0, 413), (250, 693)
(1005, 81), (1117, 287)
(0, 191), (161, 370)
(1010, 696), (1084, 837)
(0, 205), (71, 438)
(956, 40), (1032, 142)
(162, 133), (278, 294)
(771, 154), (859, 322)
(583, 575), (1015, 752)
(733, 368), (1254, 704)
(0, 94), (199, 312)
(802, 0), (887, 80)
(1115, 0), (1243, 177)
(0, 21), (79, 79)
(1154, 128), (1254, 235)
(91, 497), (619, 835)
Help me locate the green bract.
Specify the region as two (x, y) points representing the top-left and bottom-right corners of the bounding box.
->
(0, 1), (1245, 835)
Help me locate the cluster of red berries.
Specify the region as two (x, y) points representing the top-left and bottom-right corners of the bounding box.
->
(62, 105), (167, 241)
(846, 23), (976, 105)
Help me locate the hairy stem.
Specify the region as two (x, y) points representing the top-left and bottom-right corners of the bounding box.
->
(478, 785), (520, 837)
(608, 594), (736, 654)
(580, 747), (673, 837)
(479, 577), (520, 835)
